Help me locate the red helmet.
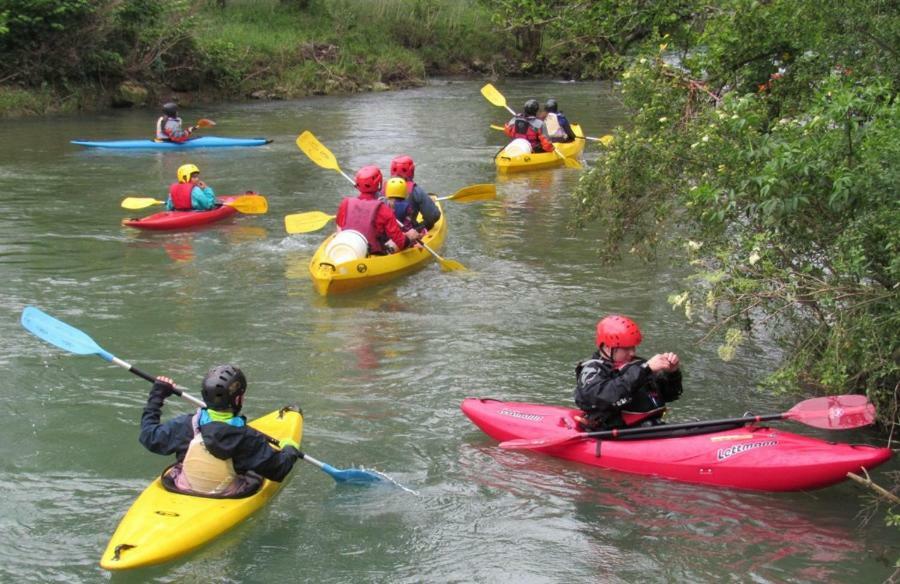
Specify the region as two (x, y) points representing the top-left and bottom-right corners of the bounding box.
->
(390, 155), (415, 180)
(355, 165), (383, 194)
(595, 315), (643, 348)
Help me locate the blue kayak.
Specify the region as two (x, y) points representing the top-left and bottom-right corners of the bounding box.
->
(71, 136), (273, 149)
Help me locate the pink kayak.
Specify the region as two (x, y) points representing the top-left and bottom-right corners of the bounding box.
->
(122, 196), (239, 230)
(461, 397), (892, 492)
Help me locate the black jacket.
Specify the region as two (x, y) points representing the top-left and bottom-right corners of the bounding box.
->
(139, 383), (299, 482)
(574, 351), (683, 430)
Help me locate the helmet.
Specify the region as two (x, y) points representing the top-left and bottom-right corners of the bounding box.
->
(524, 99), (540, 116)
(595, 315), (643, 348)
(355, 165), (383, 194)
(162, 102), (178, 117)
(390, 155), (415, 180)
(177, 164), (200, 184)
(201, 364), (247, 414)
(384, 177), (407, 199)
(544, 98), (558, 113)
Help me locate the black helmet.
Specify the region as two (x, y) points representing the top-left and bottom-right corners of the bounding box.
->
(523, 99), (540, 116)
(162, 102), (178, 117)
(201, 364), (247, 414)
(545, 98), (558, 113)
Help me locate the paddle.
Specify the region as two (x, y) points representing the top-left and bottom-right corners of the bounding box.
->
(195, 118), (216, 129)
(480, 83), (582, 169)
(284, 211), (335, 234)
(293, 131), (466, 271)
(431, 183), (496, 203)
(489, 124), (613, 147)
(19, 306), (382, 485)
(121, 194), (269, 214)
(498, 394), (878, 450)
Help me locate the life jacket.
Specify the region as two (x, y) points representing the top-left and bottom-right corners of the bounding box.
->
(544, 112), (567, 140)
(509, 116), (544, 151)
(177, 410), (239, 495)
(405, 180), (417, 196)
(156, 116), (181, 140)
(168, 182), (194, 210)
(342, 197), (384, 254)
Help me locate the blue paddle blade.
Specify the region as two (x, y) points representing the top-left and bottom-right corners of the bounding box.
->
(20, 306), (109, 358)
(321, 464), (384, 484)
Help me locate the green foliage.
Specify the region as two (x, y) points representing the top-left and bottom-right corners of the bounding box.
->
(573, 0), (900, 423)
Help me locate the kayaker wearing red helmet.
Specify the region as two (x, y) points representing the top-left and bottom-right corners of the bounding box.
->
(140, 366), (301, 497)
(388, 155), (441, 231)
(335, 165), (420, 254)
(574, 315), (683, 430)
(503, 98), (554, 153)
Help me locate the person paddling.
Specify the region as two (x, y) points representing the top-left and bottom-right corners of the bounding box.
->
(542, 98), (576, 143)
(383, 177), (417, 232)
(503, 99), (554, 153)
(140, 365), (301, 497)
(156, 102), (196, 143)
(389, 155), (441, 230)
(574, 315), (683, 431)
(335, 165), (420, 254)
(165, 164), (217, 211)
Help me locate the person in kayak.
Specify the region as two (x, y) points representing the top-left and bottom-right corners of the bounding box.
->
(504, 99), (554, 153)
(156, 102), (196, 143)
(574, 314), (683, 431)
(165, 164), (217, 211)
(383, 177), (417, 232)
(140, 365), (301, 497)
(336, 165), (420, 254)
(542, 98), (576, 143)
(389, 155), (441, 230)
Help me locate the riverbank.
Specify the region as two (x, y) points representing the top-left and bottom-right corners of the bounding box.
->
(0, 0), (516, 118)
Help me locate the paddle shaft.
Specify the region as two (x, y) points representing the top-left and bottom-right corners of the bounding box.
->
(581, 412), (788, 440)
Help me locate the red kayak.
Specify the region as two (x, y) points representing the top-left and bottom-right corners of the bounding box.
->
(122, 196), (239, 230)
(461, 397), (892, 492)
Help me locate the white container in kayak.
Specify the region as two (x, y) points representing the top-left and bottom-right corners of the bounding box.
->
(502, 138), (532, 157)
(325, 230), (368, 263)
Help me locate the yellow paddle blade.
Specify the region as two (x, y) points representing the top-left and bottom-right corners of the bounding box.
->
(224, 194), (268, 214)
(296, 131), (342, 173)
(434, 184), (496, 203)
(480, 83), (507, 109)
(599, 134), (614, 147)
(284, 211), (336, 234)
(196, 118), (216, 128)
(121, 197), (164, 210)
(490, 124), (504, 132)
(552, 146), (583, 169)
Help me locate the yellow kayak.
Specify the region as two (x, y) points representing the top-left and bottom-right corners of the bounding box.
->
(308, 201), (447, 295)
(100, 407), (303, 571)
(495, 124), (585, 173)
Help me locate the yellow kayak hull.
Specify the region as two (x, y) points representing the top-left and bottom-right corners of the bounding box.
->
(308, 201), (447, 295)
(495, 124), (585, 173)
(99, 408), (303, 571)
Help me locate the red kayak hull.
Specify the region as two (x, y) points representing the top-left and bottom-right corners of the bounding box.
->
(461, 398), (892, 492)
(123, 196), (238, 230)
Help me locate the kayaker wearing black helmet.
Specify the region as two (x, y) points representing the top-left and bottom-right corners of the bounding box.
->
(503, 98), (553, 153)
(574, 315), (683, 431)
(139, 365), (301, 497)
(156, 102), (196, 143)
(542, 98), (577, 143)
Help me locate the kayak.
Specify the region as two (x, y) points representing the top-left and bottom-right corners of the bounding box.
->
(122, 195), (241, 230)
(308, 201), (447, 295)
(461, 398), (892, 492)
(495, 124), (586, 173)
(100, 407), (302, 571)
(72, 136), (272, 149)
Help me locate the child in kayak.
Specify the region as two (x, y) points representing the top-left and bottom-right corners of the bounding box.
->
(383, 177), (417, 232)
(165, 164), (217, 211)
(504, 99), (554, 153)
(156, 102), (196, 143)
(140, 365), (301, 497)
(388, 155), (441, 230)
(574, 314), (683, 431)
(335, 165), (420, 254)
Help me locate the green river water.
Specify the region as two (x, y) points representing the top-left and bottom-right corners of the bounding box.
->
(0, 80), (895, 583)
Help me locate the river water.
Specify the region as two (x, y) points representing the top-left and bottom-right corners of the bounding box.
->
(0, 80), (895, 583)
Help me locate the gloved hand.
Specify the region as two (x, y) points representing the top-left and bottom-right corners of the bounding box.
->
(279, 437), (299, 450)
(150, 376), (176, 400)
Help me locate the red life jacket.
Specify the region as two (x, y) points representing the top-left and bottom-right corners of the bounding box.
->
(342, 198), (384, 254)
(405, 180), (417, 195)
(509, 116), (543, 151)
(168, 183), (194, 210)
